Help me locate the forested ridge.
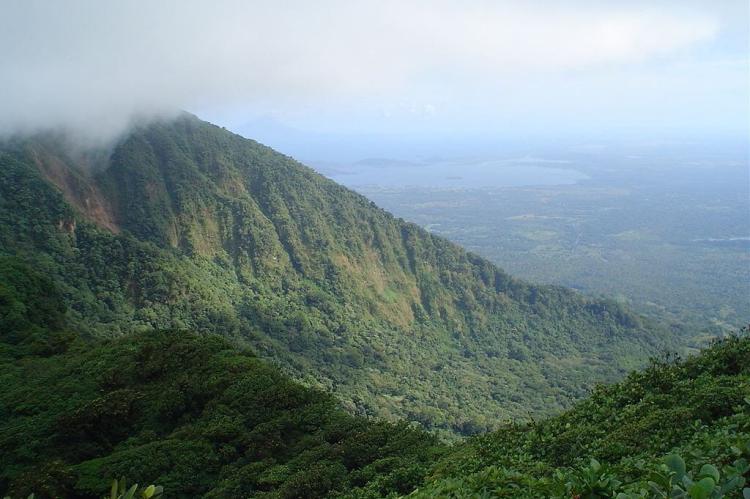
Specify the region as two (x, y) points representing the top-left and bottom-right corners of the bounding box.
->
(0, 260), (441, 498)
(0, 258), (747, 497)
(0, 1), (746, 497)
(0, 113), (675, 436)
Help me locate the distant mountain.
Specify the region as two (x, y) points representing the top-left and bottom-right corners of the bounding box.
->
(0, 113), (672, 435)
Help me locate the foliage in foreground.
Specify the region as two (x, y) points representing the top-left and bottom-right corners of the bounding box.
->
(105, 479), (162, 499)
(3, 332), (747, 498)
(410, 332), (750, 498)
(0, 257), (747, 497)
(0, 328), (442, 498)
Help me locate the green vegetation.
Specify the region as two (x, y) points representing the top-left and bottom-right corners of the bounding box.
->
(3, 113), (746, 497)
(0, 114), (675, 436)
(0, 261), (441, 498)
(0, 330), (441, 498)
(105, 480), (162, 499)
(0, 262), (746, 497)
(359, 159), (749, 337)
(410, 332), (750, 497)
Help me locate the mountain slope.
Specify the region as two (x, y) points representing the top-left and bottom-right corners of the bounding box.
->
(410, 332), (750, 497)
(0, 259), (441, 498)
(0, 265), (745, 498)
(0, 113), (672, 434)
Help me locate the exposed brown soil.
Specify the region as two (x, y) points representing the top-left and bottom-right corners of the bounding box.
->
(30, 147), (121, 233)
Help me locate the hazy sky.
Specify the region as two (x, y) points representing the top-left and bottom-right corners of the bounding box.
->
(1, 0), (748, 146)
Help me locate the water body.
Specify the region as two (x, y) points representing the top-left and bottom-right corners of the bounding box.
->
(693, 236), (750, 242)
(324, 157), (589, 190)
(692, 236), (750, 248)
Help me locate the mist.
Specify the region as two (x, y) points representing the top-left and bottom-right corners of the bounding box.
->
(1, 0), (747, 145)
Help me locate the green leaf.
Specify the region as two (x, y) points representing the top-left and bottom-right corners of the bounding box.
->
(688, 477), (715, 499)
(736, 460), (750, 477)
(665, 454), (686, 480)
(698, 464), (719, 483)
(590, 458), (601, 473)
(110, 479), (118, 499)
(123, 484), (138, 499)
(670, 489), (689, 499)
(743, 488), (750, 499)
(721, 476), (742, 494)
(142, 485), (155, 498)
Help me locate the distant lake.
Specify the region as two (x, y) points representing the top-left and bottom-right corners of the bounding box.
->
(321, 157), (589, 189)
(692, 236), (750, 248)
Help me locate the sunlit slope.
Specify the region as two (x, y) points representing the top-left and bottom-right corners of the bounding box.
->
(0, 113), (672, 433)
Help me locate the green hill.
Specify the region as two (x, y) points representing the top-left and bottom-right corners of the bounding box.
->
(410, 331), (750, 497)
(0, 259), (441, 498)
(0, 113), (672, 434)
(0, 261), (746, 497)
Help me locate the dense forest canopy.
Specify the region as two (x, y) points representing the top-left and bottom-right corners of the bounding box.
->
(0, 114), (677, 437)
(1, 1), (747, 497)
(0, 259), (746, 497)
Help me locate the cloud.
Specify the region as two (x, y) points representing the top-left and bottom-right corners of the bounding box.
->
(0, 0), (727, 142)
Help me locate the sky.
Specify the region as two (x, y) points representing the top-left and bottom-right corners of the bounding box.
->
(1, 0), (748, 154)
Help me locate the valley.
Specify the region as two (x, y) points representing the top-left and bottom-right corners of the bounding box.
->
(0, 115), (674, 437)
(323, 144), (749, 337)
(2, 2), (748, 497)
(0, 115), (746, 498)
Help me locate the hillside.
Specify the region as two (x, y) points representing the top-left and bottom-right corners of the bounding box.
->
(0, 259), (441, 498)
(1, 264), (746, 497)
(410, 331), (750, 497)
(0, 113), (673, 434)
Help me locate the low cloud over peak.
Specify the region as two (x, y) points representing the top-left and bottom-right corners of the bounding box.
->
(0, 0), (744, 142)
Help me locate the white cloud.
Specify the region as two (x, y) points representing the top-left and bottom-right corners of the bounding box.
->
(0, 0), (730, 141)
